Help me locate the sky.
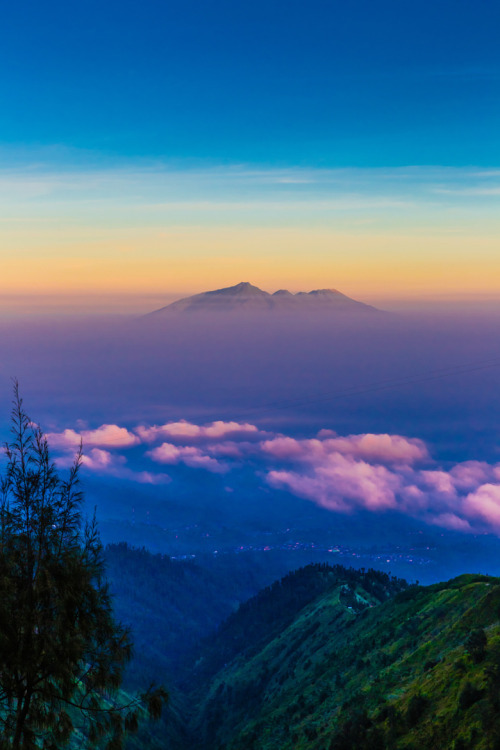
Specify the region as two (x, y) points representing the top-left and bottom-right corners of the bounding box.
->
(2, 1), (500, 580)
(1, 0), (499, 304)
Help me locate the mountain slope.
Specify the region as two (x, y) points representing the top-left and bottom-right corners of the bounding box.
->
(189, 573), (500, 749)
(105, 544), (354, 687)
(147, 282), (379, 316)
(184, 564), (406, 692)
(107, 547), (500, 749)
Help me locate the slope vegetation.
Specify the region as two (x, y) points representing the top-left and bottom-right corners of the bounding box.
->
(189, 573), (500, 749)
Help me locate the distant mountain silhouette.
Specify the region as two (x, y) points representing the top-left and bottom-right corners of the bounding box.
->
(148, 282), (379, 315)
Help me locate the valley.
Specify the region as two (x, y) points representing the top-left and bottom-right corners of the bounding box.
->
(107, 544), (500, 749)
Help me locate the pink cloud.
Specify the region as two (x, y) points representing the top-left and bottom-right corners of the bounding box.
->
(47, 416), (500, 536)
(418, 470), (457, 496)
(449, 461), (496, 490)
(261, 433), (428, 466)
(81, 448), (122, 470)
(429, 513), (473, 532)
(55, 447), (119, 470)
(399, 484), (428, 512)
(48, 424), (139, 449)
(207, 441), (247, 458)
(267, 459), (495, 530)
(146, 442), (227, 473)
(267, 454), (401, 513)
(135, 419), (260, 443)
(56, 447), (170, 485)
(317, 429), (337, 438)
(262, 432), (500, 534)
(463, 484), (500, 529)
(125, 471), (171, 485)
(261, 436), (319, 461)
(323, 433), (428, 464)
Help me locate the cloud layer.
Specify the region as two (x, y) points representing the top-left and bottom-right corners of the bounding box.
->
(47, 418), (500, 534)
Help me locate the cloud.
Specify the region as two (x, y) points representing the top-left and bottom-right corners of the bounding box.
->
(463, 484), (500, 530)
(135, 419), (259, 443)
(419, 470), (456, 496)
(81, 448), (121, 470)
(324, 434), (429, 464)
(268, 454), (401, 512)
(428, 513), (473, 532)
(122, 470), (171, 485)
(434, 187), (500, 196)
(56, 447), (170, 485)
(449, 461), (496, 490)
(262, 436), (313, 461)
(206, 441), (248, 458)
(261, 430), (500, 534)
(146, 442), (227, 473)
(262, 433), (428, 466)
(46, 415), (500, 535)
(47, 424), (139, 449)
(47, 419), (260, 452)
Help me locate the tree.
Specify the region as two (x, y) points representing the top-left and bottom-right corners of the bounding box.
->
(0, 384), (167, 749)
(465, 628), (487, 663)
(406, 692), (429, 728)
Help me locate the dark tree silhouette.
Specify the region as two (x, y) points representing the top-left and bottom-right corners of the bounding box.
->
(0, 384), (167, 749)
(465, 628), (488, 664)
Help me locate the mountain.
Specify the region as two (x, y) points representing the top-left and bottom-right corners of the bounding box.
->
(147, 282), (379, 315)
(112, 557), (406, 749)
(108, 550), (500, 749)
(186, 572), (500, 750)
(181, 564), (407, 692)
(105, 544), (353, 688)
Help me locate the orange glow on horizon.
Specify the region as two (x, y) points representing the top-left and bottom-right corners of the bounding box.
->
(1, 228), (500, 301)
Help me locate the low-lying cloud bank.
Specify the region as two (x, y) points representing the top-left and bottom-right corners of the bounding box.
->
(48, 419), (500, 535)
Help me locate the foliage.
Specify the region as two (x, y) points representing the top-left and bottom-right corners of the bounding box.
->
(185, 563), (407, 690)
(0, 386), (167, 749)
(182, 568), (500, 750)
(458, 681), (483, 711)
(406, 691), (429, 727)
(104, 543), (323, 688)
(466, 628), (488, 663)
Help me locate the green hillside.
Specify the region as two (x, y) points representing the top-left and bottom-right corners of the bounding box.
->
(104, 545), (500, 749)
(186, 573), (500, 749)
(105, 551), (406, 748)
(184, 564), (406, 691)
(104, 543), (359, 687)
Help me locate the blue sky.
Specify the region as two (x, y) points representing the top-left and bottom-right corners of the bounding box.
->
(1, 1), (499, 301)
(2, 0), (499, 167)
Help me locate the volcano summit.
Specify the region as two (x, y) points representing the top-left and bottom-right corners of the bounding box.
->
(148, 282), (379, 316)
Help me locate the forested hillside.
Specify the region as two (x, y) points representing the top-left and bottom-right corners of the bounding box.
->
(105, 545), (500, 749)
(184, 564), (406, 690)
(189, 574), (500, 749)
(104, 543), (346, 686)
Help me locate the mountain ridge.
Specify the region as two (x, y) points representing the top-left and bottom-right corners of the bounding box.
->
(106, 545), (500, 749)
(187, 572), (500, 749)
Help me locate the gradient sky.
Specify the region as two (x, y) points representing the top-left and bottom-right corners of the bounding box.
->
(1, 0), (499, 302)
